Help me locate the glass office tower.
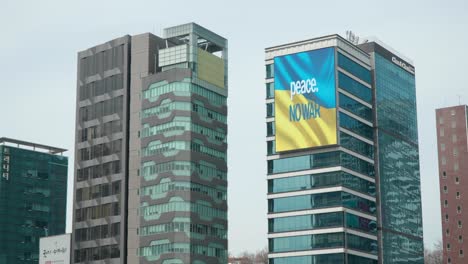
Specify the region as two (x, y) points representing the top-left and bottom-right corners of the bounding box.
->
(0, 137), (68, 264)
(73, 23), (227, 264)
(137, 24), (228, 264)
(264, 35), (424, 264)
(265, 35), (378, 264)
(359, 41), (424, 264)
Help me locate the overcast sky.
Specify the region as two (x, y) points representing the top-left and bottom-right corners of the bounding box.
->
(1, 0), (467, 255)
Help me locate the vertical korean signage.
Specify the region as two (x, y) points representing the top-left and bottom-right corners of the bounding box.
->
(39, 234), (71, 264)
(274, 47), (337, 152)
(1, 147), (10, 180)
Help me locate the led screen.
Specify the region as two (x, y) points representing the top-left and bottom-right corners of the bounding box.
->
(274, 47), (337, 152)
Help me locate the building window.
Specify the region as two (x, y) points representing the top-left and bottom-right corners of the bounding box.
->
(444, 200), (448, 207)
(442, 156), (447, 165)
(459, 235), (463, 243)
(443, 171), (447, 178)
(451, 109), (456, 116)
(448, 257), (451, 263)
(441, 143), (446, 151)
(454, 162), (459, 171)
(440, 128), (445, 137)
(443, 186), (448, 193)
(440, 117), (444, 124)
(447, 243), (451, 251)
(453, 147), (458, 156)
(458, 206), (462, 214)
(267, 122), (275, 137)
(266, 103), (275, 117)
(457, 192), (461, 199)
(445, 214), (449, 222)
(460, 250), (464, 257)
(452, 120), (457, 128)
(267, 141), (276, 156)
(456, 177), (460, 184)
(458, 220), (462, 228)
(266, 83), (274, 99)
(452, 134), (458, 143)
(446, 228), (450, 236)
(266, 64), (274, 78)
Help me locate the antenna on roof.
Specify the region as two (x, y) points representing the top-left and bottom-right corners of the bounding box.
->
(345, 30), (367, 45)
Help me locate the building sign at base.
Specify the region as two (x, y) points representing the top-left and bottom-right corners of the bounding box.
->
(39, 234), (71, 264)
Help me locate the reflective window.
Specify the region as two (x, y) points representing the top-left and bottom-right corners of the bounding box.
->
(141, 140), (226, 161)
(378, 131), (423, 236)
(79, 74), (123, 101)
(142, 101), (226, 123)
(381, 231), (424, 263)
(338, 53), (372, 84)
(267, 141), (276, 155)
(266, 82), (274, 98)
(347, 254), (378, 264)
(346, 213), (377, 234)
(340, 132), (374, 159)
(79, 96), (124, 122)
(269, 233), (343, 253)
(141, 161), (226, 181)
(269, 212), (343, 233)
(141, 201), (226, 220)
(266, 64), (274, 78)
(340, 112), (373, 140)
(268, 152), (339, 174)
(267, 102), (275, 117)
(268, 171), (375, 196)
(140, 221), (226, 239)
(339, 92), (372, 121)
(270, 253), (344, 264)
(340, 152), (375, 177)
(141, 120), (226, 143)
(268, 191), (376, 215)
(74, 244), (120, 262)
(338, 72), (372, 103)
(267, 122), (275, 137)
(143, 81), (226, 106)
(375, 53), (418, 144)
(140, 181), (226, 202)
(347, 233), (378, 254)
(139, 243), (226, 260)
(267, 151), (374, 177)
(75, 202), (120, 222)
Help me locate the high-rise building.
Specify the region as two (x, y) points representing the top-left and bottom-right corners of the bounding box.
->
(0, 137), (68, 264)
(72, 23), (228, 264)
(435, 105), (468, 264)
(266, 35), (378, 264)
(359, 40), (424, 263)
(265, 35), (424, 264)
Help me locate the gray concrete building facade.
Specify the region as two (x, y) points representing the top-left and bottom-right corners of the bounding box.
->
(73, 23), (228, 264)
(73, 34), (131, 263)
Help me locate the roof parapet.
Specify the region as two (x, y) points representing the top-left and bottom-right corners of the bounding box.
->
(0, 137), (67, 155)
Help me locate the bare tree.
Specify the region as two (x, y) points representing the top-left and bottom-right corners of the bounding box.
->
(254, 247), (268, 264)
(239, 251), (255, 264)
(230, 247), (268, 264)
(425, 240), (443, 264)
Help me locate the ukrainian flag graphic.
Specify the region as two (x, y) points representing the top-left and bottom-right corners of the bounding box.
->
(274, 47), (337, 152)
